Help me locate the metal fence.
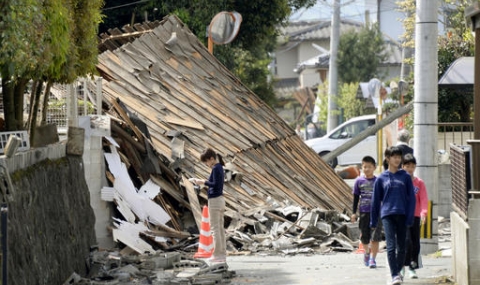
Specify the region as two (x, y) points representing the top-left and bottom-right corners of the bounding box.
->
(46, 79), (98, 133)
(438, 122), (474, 151)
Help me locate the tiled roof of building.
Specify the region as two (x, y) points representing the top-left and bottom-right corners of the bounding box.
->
(279, 19), (363, 42)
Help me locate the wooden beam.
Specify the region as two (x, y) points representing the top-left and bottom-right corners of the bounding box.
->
(182, 175), (203, 232)
(111, 98), (145, 145)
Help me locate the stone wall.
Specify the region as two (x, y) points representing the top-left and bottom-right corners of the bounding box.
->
(0, 144), (96, 285)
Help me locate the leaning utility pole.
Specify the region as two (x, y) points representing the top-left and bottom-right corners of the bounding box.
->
(322, 101), (413, 163)
(326, 0), (340, 132)
(414, 0), (438, 254)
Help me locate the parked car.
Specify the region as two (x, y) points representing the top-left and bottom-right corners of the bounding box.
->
(304, 114), (377, 168)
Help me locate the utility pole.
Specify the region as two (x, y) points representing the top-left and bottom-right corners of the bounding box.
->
(414, 0), (438, 254)
(466, 2), (480, 193)
(326, 0), (355, 132)
(327, 0), (340, 132)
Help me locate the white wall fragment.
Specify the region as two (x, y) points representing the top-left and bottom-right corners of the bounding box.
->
(138, 179), (161, 199)
(112, 219), (155, 254)
(104, 146), (171, 228)
(101, 187), (115, 202)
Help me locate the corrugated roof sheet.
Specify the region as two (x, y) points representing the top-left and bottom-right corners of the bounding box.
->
(96, 15), (352, 214)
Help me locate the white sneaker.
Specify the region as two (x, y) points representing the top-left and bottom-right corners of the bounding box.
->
(392, 275), (402, 284)
(208, 256), (226, 263)
(408, 268), (418, 279)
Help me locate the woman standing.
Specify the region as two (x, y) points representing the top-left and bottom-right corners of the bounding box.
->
(194, 148), (226, 262)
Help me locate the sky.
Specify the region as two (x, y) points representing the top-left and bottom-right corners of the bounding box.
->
(289, 1), (367, 23)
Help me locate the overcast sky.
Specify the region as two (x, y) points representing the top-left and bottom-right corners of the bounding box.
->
(289, 1), (368, 23)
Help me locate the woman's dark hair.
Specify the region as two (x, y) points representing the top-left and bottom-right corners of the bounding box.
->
(200, 148), (225, 166)
(403, 153), (417, 165)
(384, 146), (402, 158)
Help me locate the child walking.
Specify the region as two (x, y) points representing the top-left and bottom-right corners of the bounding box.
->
(402, 154), (429, 279)
(370, 146), (416, 285)
(351, 156), (382, 268)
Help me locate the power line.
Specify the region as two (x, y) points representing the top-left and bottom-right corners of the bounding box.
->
(102, 0), (151, 11)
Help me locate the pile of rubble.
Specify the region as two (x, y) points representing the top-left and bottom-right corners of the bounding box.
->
(64, 251), (233, 285)
(63, 15), (361, 284)
(63, 206), (360, 284)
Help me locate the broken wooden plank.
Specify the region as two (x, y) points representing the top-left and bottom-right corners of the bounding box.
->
(150, 174), (190, 209)
(162, 115), (204, 130)
(182, 175), (203, 232)
(111, 122), (146, 153)
(110, 97), (146, 145)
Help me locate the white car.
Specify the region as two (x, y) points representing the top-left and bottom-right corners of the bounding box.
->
(304, 114), (377, 168)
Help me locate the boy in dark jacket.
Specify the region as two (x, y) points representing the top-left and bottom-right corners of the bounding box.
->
(370, 146), (416, 285)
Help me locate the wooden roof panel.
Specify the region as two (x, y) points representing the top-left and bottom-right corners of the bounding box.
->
(97, 15), (352, 213)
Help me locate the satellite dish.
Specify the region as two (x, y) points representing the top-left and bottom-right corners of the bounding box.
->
(208, 11), (242, 45)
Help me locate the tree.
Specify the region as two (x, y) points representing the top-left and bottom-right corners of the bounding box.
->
(0, 0), (103, 140)
(100, 0), (316, 106)
(438, 31), (474, 122)
(312, 81), (331, 134)
(398, 0), (474, 122)
(437, 0), (474, 122)
(336, 24), (387, 84)
(337, 82), (365, 120)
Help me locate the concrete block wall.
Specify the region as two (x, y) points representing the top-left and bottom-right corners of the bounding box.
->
(421, 223), (439, 254)
(467, 199), (480, 285)
(451, 211), (469, 285)
(5, 143), (66, 172)
(401, 149), (453, 255)
(438, 164), (453, 218)
(421, 163), (453, 254)
(83, 135), (114, 249)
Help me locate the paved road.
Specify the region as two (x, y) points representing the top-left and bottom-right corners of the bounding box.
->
(225, 250), (452, 285)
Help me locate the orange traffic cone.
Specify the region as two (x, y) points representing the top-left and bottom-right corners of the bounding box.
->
(355, 242), (366, 254)
(194, 205), (214, 258)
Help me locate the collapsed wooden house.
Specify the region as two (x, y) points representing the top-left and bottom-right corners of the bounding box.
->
(95, 15), (353, 245)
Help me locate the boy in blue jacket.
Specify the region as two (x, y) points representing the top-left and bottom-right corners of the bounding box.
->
(370, 146), (416, 285)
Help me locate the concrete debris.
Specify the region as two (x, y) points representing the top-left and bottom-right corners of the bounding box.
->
(65, 206), (362, 284)
(65, 250), (235, 285)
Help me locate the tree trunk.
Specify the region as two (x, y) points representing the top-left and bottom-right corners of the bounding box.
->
(41, 81), (53, 125)
(27, 80), (39, 131)
(2, 73), (16, 131)
(28, 81), (44, 145)
(14, 77), (28, 130)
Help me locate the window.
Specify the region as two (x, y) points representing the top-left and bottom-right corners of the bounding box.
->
(330, 119), (375, 139)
